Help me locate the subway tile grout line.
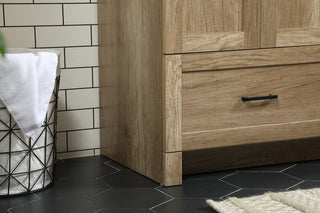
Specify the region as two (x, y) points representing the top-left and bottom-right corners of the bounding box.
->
(2, 4), (5, 27)
(57, 127), (100, 133)
(59, 86), (99, 91)
(92, 108), (95, 128)
(63, 47), (66, 69)
(2, 24), (98, 28)
(90, 24), (93, 46)
(64, 89), (67, 110)
(57, 147), (101, 154)
(2, 2), (98, 5)
(58, 106), (101, 112)
(33, 26), (37, 48)
(61, 3), (65, 26)
(65, 131), (69, 152)
(91, 67), (94, 87)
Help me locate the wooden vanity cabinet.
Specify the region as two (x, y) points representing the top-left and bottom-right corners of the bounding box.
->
(98, 0), (320, 186)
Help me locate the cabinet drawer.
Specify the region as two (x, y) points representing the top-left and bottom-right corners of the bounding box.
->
(182, 63), (320, 150)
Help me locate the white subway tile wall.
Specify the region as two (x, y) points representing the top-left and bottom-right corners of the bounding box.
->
(65, 46), (99, 67)
(64, 4), (97, 25)
(67, 88), (99, 109)
(56, 132), (67, 152)
(0, 27), (35, 48)
(0, 1), (100, 159)
(36, 26), (91, 47)
(68, 129), (100, 151)
(57, 110), (93, 132)
(60, 68), (92, 89)
(93, 67), (99, 87)
(5, 5), (63, 26)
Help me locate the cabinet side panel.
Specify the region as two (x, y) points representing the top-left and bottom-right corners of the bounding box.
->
(98, 0), (163, 183)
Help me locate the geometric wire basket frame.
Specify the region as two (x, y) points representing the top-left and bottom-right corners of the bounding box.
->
(0, 76), (60, 197)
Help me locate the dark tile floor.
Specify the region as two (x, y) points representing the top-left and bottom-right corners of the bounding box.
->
(1, 156), (320, 213)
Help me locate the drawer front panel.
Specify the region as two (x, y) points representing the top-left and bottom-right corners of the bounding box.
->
(182, 63), (320, 134)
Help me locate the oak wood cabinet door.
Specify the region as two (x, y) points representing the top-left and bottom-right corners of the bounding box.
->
(163, 0), (263, 53)
(261, 0), (320, 48)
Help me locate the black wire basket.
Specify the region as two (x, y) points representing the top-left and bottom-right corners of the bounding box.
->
(0, 76), (60, 197)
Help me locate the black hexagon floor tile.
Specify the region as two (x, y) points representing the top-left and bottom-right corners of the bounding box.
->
(158, 178), (239, 198)
(9, 197), (97, 213)
(55, 156), (118, 181)
(239, 163), (295, 172)
(104, 160), (131, 172)
(0, 194), (38, 213)
(88, 188), (171, 209)
(283, 160), (320, 181)
(3, 156), (320, 213)
(35, 178), (109, 200)
(151, 198), (216, 213)
(222, 171), (301, 190)
(183, 170), (237, 181)
(221, 189), (277, 199)
(289, 181), (320, 190)
(100, 170), (159, 189)
(95, 208), (151, 213)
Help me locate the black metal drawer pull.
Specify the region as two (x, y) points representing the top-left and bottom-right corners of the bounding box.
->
(242, 94), (278, 102)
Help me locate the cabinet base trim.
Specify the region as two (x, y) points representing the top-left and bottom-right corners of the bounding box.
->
(183, 120), (320, 151)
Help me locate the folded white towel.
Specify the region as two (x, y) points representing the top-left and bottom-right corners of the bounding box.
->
(0, 52), (58, 137)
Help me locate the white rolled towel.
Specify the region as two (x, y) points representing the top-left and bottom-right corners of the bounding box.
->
(0, 52), (58, 137)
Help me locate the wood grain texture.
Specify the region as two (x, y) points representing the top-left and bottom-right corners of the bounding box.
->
(163, 152), (182, 186)
(164, 55), (182, 152)
(163, 0), (183, 53)
(243, 0), (261, 48)
(299, 0), (320, 28)
(164, 0), (244, 53)
(277, 0), (301, 29)
(260, 0), (277, 48)
(277, 28), (320, 47)
(182, 0), (239, 34)
(98, 0), (164, 183)
(183, 120), (320, 151)
(182, 63), (320, 133)
(182, 32), (244, 53)
(182, 45), (320, 72)
(183, 138), (320, 175)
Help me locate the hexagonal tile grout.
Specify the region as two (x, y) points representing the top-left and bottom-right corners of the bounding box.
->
(95, 161), (121, 181)
(280, 171), (304, 181)
(236, 171), (282, 173)
(219, 188), (242, 200)
(285, 180), (305, 190)
(219, 171), (240, 180)
(148, 186), (175, 211)
(219, 171), (242, 189)
(7, 194), (41, 213)
(280, 164), (298, 172)
(219, 178), (242, 189)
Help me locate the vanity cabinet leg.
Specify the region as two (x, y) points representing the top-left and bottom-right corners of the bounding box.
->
(163, 152), (182, 186)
